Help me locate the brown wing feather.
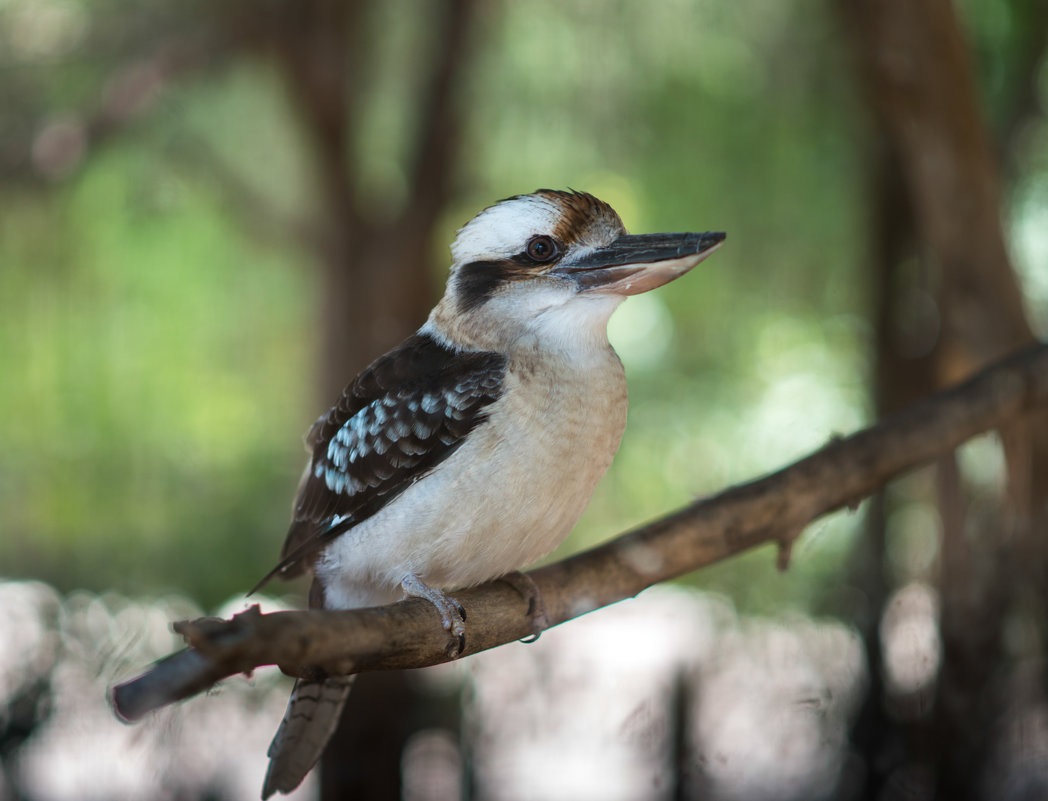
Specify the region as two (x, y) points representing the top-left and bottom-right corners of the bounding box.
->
(252, 333), (506, 592)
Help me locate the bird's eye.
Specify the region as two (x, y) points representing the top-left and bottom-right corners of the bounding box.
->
(525, 235), (559, 263)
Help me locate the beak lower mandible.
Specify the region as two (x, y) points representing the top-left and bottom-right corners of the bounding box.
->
(553, 231), (725, 295)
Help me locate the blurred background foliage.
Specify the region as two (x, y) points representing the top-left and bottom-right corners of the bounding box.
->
(0, 0), (883, 610)
(1, 0), (1048, 797)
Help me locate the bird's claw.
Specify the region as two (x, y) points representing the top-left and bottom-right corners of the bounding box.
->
(400, 574), (467, 655)
(500, 571), (550, 642)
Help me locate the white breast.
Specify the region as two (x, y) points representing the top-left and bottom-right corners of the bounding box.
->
(316, 343), (628, 610)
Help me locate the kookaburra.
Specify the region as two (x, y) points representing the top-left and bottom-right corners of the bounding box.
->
(256, 189), (724, 797)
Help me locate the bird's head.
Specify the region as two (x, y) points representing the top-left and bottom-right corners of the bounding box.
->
(428, 189), (724, 351)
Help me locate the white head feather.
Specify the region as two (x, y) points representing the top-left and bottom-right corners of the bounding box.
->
(450, 193), (566, 265)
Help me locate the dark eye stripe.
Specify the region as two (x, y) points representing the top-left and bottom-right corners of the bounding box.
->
(454, 258), (545, 313)
(454, 260), (512, 312)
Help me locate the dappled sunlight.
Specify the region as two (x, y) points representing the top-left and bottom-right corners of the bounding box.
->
(466, 587), (864, 801)
(957, 432), (1007, 496)
(694, 617), (865, 801)
(0, 581), (308, 801)
(608, 291), (675, 371)
(574, 310), (868, 557)
(0, 581), (869, 801)
(744, 315), (867, 469)
(1012, 173), (1048, 335)
(608, 312), (867, 516)
(0, 0), (86, 62)
(880, 583), (941, 705)
(0, 581), (60, 709)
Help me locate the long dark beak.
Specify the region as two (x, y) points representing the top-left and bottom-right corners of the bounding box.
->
(553, 231), (725, 295)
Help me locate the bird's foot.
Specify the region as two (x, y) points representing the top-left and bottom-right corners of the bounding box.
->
(500, 571), (550, 642)
(400, 573), (467, 655)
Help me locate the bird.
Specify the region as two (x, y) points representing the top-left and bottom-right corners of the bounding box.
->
(255, 189), (724, 797)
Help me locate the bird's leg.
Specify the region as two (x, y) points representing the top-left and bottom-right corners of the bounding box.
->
(499, 571), (550, 642)
(400, 573), (467, 655)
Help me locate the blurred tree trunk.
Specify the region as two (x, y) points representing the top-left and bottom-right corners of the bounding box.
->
(231, 0), (478, 398)
(231, 0), (481, 796)
(841, 0), (1048, 798)
(842, 146), (926, 798)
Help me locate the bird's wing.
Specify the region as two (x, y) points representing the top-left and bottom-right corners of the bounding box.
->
(251, 333), (506, 592)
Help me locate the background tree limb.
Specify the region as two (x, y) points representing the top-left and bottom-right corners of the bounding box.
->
(112, 341), (1048, 724)
(842, 1), (1048, 795)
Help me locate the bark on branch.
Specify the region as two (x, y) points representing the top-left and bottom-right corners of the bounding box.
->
(112, 342), (1048, 723)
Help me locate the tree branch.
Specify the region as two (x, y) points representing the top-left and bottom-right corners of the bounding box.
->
(2, 31), (228, 184)
(112, 342), (1048, 723)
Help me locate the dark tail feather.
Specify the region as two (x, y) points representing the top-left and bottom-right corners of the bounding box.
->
(261, 676), (354, 798)
(249, 517), (356, 596)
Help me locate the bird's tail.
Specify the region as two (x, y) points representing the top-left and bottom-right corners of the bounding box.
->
(261, 676), (354, 799)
